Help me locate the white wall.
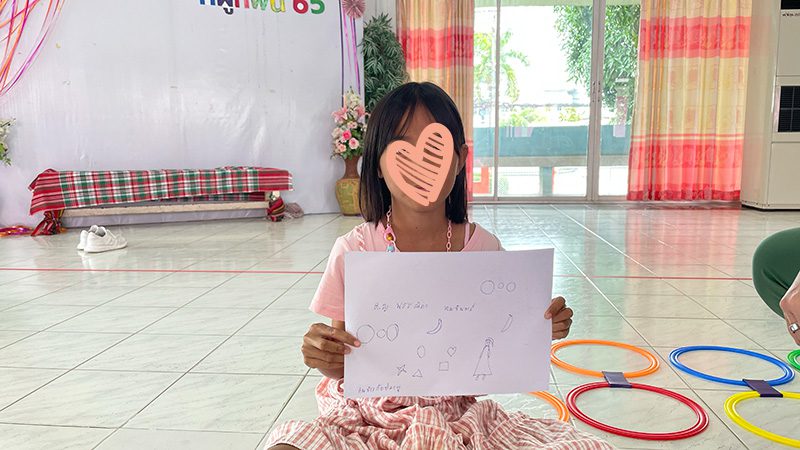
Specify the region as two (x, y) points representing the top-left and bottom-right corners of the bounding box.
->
(366, 0), (397, 27)
(0, 0), (361, 226)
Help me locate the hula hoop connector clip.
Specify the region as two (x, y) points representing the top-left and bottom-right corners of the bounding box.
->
(603, 371), (632, 389)
(744, 379), (783, 398)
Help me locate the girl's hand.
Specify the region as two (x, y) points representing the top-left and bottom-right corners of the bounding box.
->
(302, 323), (361, 370)
(779, 286), (800, 346)
(545, 296), (573, 340)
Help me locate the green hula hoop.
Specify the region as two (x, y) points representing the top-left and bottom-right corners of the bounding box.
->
(789, 350), (800, 372)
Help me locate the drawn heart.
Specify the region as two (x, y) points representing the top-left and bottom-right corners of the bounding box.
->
(384, 123), (454, 206)
(447, 346), (457, 357)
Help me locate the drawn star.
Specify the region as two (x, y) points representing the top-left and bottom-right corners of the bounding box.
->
(396, 365), (407, 376)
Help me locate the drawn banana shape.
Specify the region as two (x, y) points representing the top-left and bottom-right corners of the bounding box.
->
(427, 318), (443, 335)
(500, 314), (513, 333)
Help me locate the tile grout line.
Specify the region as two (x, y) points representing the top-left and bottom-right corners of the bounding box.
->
(0, 283), (210, 416)
(97, 285), (301, 448)
(519, 207), (635, 331)
(0, 217), (340, 427)
(255, 373), (312, 450)
(92, 216), (342, 446)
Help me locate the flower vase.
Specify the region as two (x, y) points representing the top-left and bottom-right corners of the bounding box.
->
(335, 156), (361, 216)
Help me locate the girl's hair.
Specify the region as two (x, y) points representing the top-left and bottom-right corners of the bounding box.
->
(359, 82), (468, 225)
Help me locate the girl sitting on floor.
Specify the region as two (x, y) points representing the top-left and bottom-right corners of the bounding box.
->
(267, 82), (612, 450)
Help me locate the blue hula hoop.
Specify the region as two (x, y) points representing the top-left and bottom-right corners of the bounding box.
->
(669, 346), (795, 387)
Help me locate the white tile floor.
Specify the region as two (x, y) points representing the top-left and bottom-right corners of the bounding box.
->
(0, 205), (799, 449)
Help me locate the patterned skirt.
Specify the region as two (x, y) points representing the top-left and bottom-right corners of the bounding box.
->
(265, 377), (613, 450)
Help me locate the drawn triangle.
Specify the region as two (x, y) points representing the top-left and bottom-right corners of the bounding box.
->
(412, 369), (423, 378)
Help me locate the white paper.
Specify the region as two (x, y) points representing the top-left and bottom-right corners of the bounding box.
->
(344, 249), (554, 399)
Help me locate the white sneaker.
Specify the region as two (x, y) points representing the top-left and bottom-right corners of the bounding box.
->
(84, 228), (127, 253)
(77, 225), (101, 251)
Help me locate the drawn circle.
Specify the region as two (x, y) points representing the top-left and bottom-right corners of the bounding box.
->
(386, 324), (399, 341)
(417, 346), (426, 358)
(528, 391), (570, 422)
(567, 382), (709, 440)
(786, 349), (800, 372)
(724, 391), (800, 447)
(506, 282), (516, 293)
(377, 329), (386, 339)
(480, 280), (494, 295)
(356, 325), (375, 344)
(551, 340), (660, 378)
(497, 282), (505, 290)
(669, 346), (795, 386)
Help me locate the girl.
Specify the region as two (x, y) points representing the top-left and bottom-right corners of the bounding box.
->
(267, 83), (612, 449)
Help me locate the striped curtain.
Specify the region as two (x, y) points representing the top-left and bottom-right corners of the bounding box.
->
(628, 0), (752, 201)
(396, 0), (475, 198)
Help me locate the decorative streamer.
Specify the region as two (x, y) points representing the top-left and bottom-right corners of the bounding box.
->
(338, 0), (361, 96)
(338, 0), (344, 96)
(0, 225), (32, 237)
(0, 0), (64, 96)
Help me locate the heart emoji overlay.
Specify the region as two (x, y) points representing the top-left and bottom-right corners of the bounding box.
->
(385, 123), (454, 206)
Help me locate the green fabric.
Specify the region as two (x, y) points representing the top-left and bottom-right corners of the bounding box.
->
(752, 228), (800, 318)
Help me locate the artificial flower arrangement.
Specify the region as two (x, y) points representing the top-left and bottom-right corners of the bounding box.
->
(331, 90), (367, 160)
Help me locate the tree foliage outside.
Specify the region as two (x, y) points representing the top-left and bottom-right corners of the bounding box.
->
(474, 30), (529, 120)
(554, 5), (640, 113)
(500, 107), (548, 127)
(362, 13), (407, 112)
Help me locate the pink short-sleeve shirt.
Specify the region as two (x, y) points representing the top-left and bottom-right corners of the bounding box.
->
(310, 222), (503, 321)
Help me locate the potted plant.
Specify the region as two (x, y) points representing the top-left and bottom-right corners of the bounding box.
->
(0, 119), (14, 166)
(331, 90), (367, 216)
(363, 13), (407, 112)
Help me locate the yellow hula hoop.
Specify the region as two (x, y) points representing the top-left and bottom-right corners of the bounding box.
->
(724, 391), (800, 448)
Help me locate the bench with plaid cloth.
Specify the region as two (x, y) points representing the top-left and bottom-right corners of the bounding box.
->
(28, 166), (293, 235)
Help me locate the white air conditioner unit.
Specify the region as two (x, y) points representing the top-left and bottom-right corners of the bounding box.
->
(742, 0), (800, 209)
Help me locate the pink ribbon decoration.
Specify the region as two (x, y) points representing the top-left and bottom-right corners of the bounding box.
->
(341, 0), (364, 19)
(0, 0), (65, 96)
(340, 2), (361, 92)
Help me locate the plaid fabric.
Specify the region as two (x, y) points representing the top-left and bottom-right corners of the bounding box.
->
(267, 377), (614, 450)
(28, 166), (292, 215)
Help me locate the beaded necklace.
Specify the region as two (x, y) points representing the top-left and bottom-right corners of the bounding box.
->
(384, 207), (451, 252)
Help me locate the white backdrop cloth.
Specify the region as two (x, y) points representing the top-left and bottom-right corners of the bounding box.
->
(0, 0), (362, 226)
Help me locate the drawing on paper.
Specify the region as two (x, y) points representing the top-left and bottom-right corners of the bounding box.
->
(473, 338), (494, 381)
(480, 280), (518, 295)
(386, 323), (399, 341)
(361, 323), (400, 343)
(426, 318), (443, 335)
(343, 249), (556, 398)
(356, 325), (376, 344)
(500, 314), (514, 333)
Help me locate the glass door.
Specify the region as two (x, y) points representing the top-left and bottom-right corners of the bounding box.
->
(473, 0), (641, 201)
(596, 0), (640, 198)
